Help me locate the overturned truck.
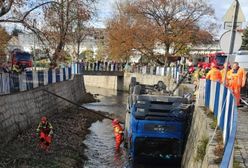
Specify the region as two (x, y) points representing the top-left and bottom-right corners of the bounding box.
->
(124, 78), (194, 164)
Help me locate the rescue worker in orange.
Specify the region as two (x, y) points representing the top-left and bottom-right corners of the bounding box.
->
(220, 63), (231, 87)
(229, 62), (246, 106)
(112, 119), (123, 151)
(206, 62), (222, 82)
(36, 116), (53, 151)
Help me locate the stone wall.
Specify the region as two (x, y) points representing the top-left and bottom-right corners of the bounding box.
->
(182, 105), (219, 168)
(0, 75), (86, 146)
(83, 75), (118, 90)
(83, 73), (177, 92)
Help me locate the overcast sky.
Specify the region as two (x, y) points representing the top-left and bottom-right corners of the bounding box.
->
(94, 0), (248, 33)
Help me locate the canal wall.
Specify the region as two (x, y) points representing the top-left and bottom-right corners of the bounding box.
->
(182, 105), (219, 168)
(0, 75), (86, 146)
(84, 73), (177, 92)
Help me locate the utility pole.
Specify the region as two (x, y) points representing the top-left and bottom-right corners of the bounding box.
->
(33, 19), (37, 71)
(229, 0), (240, 55)
(223, 0), (240, 85)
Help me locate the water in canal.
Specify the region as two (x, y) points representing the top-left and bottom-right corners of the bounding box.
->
(83, 86), (179, 168)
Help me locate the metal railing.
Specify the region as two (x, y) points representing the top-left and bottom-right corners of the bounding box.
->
(71, 63), (189, 84)
(0, 67), (72, 95)
(199, 79), (237, 168)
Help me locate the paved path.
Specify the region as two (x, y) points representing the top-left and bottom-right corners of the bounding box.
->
(235, 106), (248, 168)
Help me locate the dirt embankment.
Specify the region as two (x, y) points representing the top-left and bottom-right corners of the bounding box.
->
(0, 93), (106, 168)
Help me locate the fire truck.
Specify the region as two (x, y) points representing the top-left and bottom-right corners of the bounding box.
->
(10, 49), (32, 70)
(198, 52), (227, 69)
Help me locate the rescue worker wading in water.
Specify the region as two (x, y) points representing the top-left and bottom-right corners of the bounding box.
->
(112, 119), (123, 151)
(36, 116), (53, 151)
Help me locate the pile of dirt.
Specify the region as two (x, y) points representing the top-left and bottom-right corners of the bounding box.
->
(0, 107), (105, 168)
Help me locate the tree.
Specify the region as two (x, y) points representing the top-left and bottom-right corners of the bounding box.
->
(0, 27), (10, 63)
(42, 0), (95, 65)
(107, 0), (215, 65)
(241, 27), (248, 50)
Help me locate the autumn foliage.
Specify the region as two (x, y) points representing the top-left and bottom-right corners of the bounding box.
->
(0, 27), (10, 64)
(107, 0), (215, 65)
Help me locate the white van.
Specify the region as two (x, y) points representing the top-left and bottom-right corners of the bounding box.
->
(234, 50), (248, 70)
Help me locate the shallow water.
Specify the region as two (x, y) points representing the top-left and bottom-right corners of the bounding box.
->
(83, 86), (180, 168)
(83, 86), (128, 168)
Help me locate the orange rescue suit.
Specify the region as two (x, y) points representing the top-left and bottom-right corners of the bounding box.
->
(229, 67), (246, 106)
(220, 69), (231, 87)
(206, 67), (222, 82)
(113, 124), (123, 150)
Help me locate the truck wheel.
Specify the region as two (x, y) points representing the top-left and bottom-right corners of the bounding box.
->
(130, 77), (136, 86)
(133, 85), (141, 95)
(157, 81), (166, 91)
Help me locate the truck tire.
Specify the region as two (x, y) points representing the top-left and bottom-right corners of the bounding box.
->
(130, 77), (136, 86)
(133, 85), (141, 95)
(157, 81), (166, 91)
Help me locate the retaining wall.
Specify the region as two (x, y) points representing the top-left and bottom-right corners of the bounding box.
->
(182, 106), (219, 168)
(0, 75), (86, 146)
(83, 72), (177, 92)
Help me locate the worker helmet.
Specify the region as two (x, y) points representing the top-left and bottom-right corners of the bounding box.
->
(41, 116), (47, 123)
(112, 119), (119, 125)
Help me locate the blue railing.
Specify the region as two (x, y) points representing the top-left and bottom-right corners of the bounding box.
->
(71, 63), (187, 84)
(200, 79), (237, 167)
(0, 67), (72, 95)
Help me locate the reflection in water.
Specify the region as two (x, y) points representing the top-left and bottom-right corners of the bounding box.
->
(84, 86), (128, 120)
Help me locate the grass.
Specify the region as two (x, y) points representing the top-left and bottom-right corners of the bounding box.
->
(213, 130), (224, 163)
(233, 159), (241, 168)
(210, 117), (217, 129)
(195, 136), (209, 162)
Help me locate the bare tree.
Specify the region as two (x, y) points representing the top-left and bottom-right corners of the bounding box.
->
(42, 0), (96, 65)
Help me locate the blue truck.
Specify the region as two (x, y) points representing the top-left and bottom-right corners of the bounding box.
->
(124, 80), (193, 164)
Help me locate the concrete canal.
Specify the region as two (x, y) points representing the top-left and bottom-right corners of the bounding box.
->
(83, 86), (180, 168)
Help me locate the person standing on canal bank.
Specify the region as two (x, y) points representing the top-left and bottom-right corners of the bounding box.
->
(229, 62), (246, 106)
(112, 119), (123, 151)
(36, 116), (53, 151)
(220, 62), (231, 87)
(206, 62), (222, 82)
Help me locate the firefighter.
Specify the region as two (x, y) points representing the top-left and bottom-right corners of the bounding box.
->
(112, 119), (123, 151)
(12, 64), (21, 74)
(36, 116), (53, 151)
(229, 62), (246, 106)
(206, 62), (222, 82)
(220, 63), (231, 87)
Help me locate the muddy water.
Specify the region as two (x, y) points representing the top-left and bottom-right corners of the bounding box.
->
(83, 86), (179, 168)
(83, 86), (129, 168)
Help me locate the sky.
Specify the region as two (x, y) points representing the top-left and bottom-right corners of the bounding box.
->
(94, 0), (248, 36)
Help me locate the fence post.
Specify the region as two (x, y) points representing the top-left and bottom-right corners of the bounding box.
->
(19, 72), (27, 91)
(205, 80), (211, 108)
(44, 70), (48, 85)
(32, 71), (38, 88)
(52, 69), (56, 83)
(60, 68), (63, 81)
(223, 90), (231, 145)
